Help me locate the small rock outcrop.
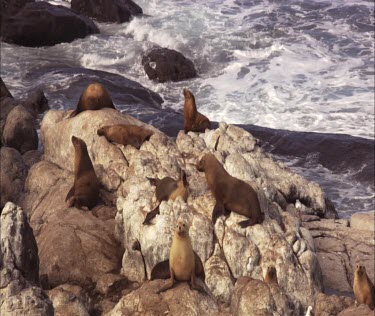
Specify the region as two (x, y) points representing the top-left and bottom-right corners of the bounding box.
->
(350, 211), (375, 232)
(142, 47), (197, 82)
(0, 202), (53, 315)
(1, 2), (99, 47)
(314, 293), (354, 316)
(71, 0), (142, 23)
(3, 105), (38, 153)
(22, 89), (49, 117)
(338, 304), (374, 316)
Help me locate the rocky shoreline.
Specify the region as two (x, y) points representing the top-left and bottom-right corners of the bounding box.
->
(1, 76), (374, 315)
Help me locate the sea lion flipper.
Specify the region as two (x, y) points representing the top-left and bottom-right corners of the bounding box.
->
(157, 268), (175, 294)
(212, 201), (225, 224)
(151, 260), (170, 280)
(238, 218), (258, 228)
(194, 251), (205, 282)
(67, 109), (78, 119)
(190, 271), (205, 293)
(143, 204), (160, 225)
(65, 185), (75, 202)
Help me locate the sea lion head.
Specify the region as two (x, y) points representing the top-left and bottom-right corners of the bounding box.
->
(183, 88), (195, 102)
(266, 266), (277, 281)
(175, 218), (189, 238)
(355, 264), (366, 277)
(97, 126), (107, 137)
(196, 153), (215, 172)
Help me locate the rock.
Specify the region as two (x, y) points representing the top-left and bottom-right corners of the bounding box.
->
(95, 273), (128, 296)
(350, 211), (375, 232)
(23, 149), (43, 170)
(48, 284), (92, 316)
(0, 147), (26, 210)
(0, 0), (33, 26)
(314, 293), (354, 316)
(71, 0), (142, 23)
(3, 105), (38, 153)
(0, 76), (13, 99)
(304, 219), (374, 295)
(1, 2), (99, 47)
(20, 160), (122, 290)
(107, 280), (221, 315)
(142, 47), (197, 83)
(0, 202), (54, 316)
(230, 277), (294, 316)
(22, 89), (49, 117)
(338, 304), (374, 316)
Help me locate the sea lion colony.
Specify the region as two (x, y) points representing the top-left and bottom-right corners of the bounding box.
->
(63, 83), (372, 308)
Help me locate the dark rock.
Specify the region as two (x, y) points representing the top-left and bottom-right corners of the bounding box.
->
(0, 147), (26, 211)
(71, 0), (142, 23)
(22, 89), (49, 117)
(23, 149), (43, 170)
(0, 77), (13, 99)
(3, 105), (38, 154)
(142, 47), (197, 82)
(0, 0), (34, 28)
(1, 2), (99, 47)
(0, 97), (17, 139)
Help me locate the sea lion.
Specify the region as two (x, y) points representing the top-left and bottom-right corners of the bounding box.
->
(183, 88), (210, 133)
(97, 124), (153, 149)
(156, 218), (205, 294)
(143, 169), (189, 225)
(65, 136), (100, 209)
(196, 153), (263, 228)
(264, 266), (278, 285)
(68, 83), (116, 118)
(353, 264), (375, 309)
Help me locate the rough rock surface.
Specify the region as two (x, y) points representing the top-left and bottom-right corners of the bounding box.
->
(0, 147), (26, 211)
(303, 217), (374, 294)
(3, 105), (38, 153)
(338, 304), (374, 316)
(314, 293), (354, 316)
(1, 2), (99, 47)
(21, 89), (49, 117)
(142, 47), (197, 82)
(71, 0), (142, 23)
(112, 121), (333, 313)
(1, 76), (13, 99)
(0, 202), (53, 315)
(350, 211), (375, 232)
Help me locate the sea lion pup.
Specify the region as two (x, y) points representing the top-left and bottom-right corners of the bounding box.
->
(156, 219), (205, 294)
(264, 266), (278, 285)
(143, 169), (189, 225)
(65, 136), (100, 209)
(183, 88), (211, 133)
(196, 153), (263, 228)
(353, 264), (375, 309)
(68, 82), (116, 118)
(97, 124), (153, 149)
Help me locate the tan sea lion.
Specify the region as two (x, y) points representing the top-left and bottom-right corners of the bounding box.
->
(97, 124), (153, 149)
(143, 169), (189, 225)
(196, 153), (263, 228)
(156, 218), (205, 294)
(65, 136), (100, 209)
(183, 88), (210, 133)
(68, 83), (116, 118)
(353, 264), (375, 309)
(264, 266), (278, 285)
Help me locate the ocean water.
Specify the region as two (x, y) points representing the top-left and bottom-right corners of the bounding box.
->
(1, 0), (374, 216)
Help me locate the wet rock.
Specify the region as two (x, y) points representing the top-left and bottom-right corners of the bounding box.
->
(142, 47), (197, 82)
(71, 0), (142, 23)
(0, 76), (13, 99)
(48, 284), (92, 316)
(22, 89), (49, 117)
(0, 202), (53, 315)
(3, 105), (38, 153)
(0, 147), (26, 210)
(1, 2), (99, 47)
(350, 211), (375, 232)
(314, 293), (354, 316)
(304, 219), (374, 295)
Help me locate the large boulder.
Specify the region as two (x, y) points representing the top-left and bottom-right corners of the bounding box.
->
(0, 202), (53, 315)
(0, 147), (26, 211)
(3, 105), (38, 153)
(71, 0), (142, 23)
(303, 217), (374, 294)
(1, 2), (99, 47)
(142, 47), (197, 83)
(314, 293), (354, 316)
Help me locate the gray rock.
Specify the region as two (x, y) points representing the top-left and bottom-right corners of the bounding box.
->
(350, 211), (375, 232)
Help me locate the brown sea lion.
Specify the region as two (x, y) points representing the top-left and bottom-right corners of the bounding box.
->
(196, 153), (263, 228)
(183, 88), (210, 133)
(68, 82), (116, 118)
(143, 169), (189, 225)
(97, 124), (153, 149)
(156, 218), (205, 294)
(353, 264), (375, 309)
(264, 266), (278, 285)
(65, 136), (100, 209)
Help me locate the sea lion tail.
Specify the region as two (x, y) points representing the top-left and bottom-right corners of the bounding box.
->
(143, 204), (160, 225)
(67, 109), (78, 119)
